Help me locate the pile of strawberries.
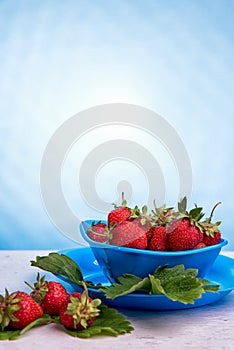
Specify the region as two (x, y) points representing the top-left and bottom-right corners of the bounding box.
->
(87, 195), (222, 251)
(0, 273), (101, 331)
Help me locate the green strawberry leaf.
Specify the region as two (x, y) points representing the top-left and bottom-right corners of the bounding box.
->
(178, 196), (187, 213)
(31, 253), (83, 286)
(63, 304), (134, 338)
(0, 329), (21, 341)
(189, 207), (204, 220)
(99, 274), (150, 299)
(99, 265), (220, 304)
(20, 314), (57, 335)
(153, 264), (198, 282)
(148, 275), (164, 294)
(152, 265), (220, 304)
(157, 275), (204, 304)
(0, 314), (54, 340)
(199, 279), (220, 293)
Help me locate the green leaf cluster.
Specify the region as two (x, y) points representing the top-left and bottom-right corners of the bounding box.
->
(100, 264), (220, 304)
(1, 253), (135, 340)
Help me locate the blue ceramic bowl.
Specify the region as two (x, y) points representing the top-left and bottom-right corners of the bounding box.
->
(80, 220), (228, 283)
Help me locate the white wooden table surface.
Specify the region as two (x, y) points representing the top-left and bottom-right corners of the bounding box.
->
(0, 250), (233, 350)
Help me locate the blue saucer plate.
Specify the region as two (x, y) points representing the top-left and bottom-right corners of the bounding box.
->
(56, 247), (234, 311)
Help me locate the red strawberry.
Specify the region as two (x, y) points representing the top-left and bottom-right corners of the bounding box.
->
(130, 205), (153, 241)
(107, 193), (132, 228)
(111, 220), (148, 250)
(202, 231), (221, 246)
(26, 273), (68, 315)
(137, 219), (152, 241)
(200, 202), (222, 246)
(168, 218), (203, 251)
(167, 197), (204, 251)
(0, 290), (43, 330)
(87, 222), (110, 243)
(108, 206), (131, 228)
(148, 226), (169, 251)
(151, 201), (175, 226)
(59, 284), (101, 330)
(194, 242), (206, 249)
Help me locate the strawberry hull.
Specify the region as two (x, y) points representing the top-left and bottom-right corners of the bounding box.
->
(80, 220), (228, 283)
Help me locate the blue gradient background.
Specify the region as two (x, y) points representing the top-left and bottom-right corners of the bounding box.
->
(0, 0), (233, 250)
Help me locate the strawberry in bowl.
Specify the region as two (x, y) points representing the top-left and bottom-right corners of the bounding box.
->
(80, 197), (228, 283)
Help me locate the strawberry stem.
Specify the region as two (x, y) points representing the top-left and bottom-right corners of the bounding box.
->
(208, 202), (221, 223)
(121, 192), (127, 207)
(24, 280), (34, 290)
(81, 281), (89, 308)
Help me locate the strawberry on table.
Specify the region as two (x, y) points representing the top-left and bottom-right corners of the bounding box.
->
(0, 290), (43, 330)
(25, 273), (68, 315)
(59, 283), (101, 330)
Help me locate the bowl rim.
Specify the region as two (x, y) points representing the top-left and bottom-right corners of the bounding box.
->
(80, 219), (228, 256)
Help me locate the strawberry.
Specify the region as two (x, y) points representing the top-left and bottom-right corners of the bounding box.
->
(107, 193), (131, 228)
(25, 273), (68, 315)
(0, 290), (43, 330)
(194, 242), (206, 249)
(150, 202), (175, 246)
(151, 201), (175, 226)
(108, 206), (132, 228)
(168, 218), (203, 251)
(137, 219), (152, 241)
(110, 219), (148, 249)
(168, 199), (223, 251)
(59, 283), (101, 330)
(87, 222), (110, 243)
(130, 205), (153, 241)
(200, 202), (222, 246)
(167, 197), (205, 251)
(148, 226), (169, 251)
(202, 231), (221, 246)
